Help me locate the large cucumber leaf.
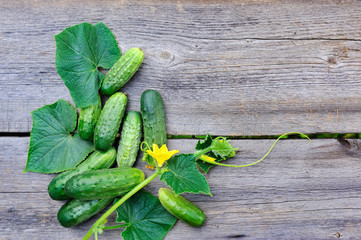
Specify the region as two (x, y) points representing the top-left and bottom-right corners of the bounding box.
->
(115, 190), (177, 240)
(25, 99), (94, 173)
(55, 22), (121, 108)
(160, 154), (212, 196)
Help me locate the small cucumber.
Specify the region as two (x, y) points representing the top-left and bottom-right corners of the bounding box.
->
(158, 188), (205, 227)
(140, 90), (167, 167)
(65, 167), (144, 200)
(78, 95), (102, 140)
(101, 48), (144, 96)
(57, 198), (113, 228)
(48, 148), (116, 200)
(117, 111), (142, 167)
(94, 92), (127, 151)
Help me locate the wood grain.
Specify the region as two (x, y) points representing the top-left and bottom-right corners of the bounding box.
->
(2, 137), (361, 239)
(1, 0), (361, 135)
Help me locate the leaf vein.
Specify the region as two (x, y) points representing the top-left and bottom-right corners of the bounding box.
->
(57, 36), (96, 66)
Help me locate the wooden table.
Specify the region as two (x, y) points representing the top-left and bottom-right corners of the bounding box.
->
(1, 1), (361, 239)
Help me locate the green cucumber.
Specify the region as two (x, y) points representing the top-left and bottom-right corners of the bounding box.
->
(78, 95), (102, 140)
(117, 111), (142, 167)
(65, 167), (144, 200)
(101, 48), (144, 96)
(140, 89), (167, 167)
(57, 198), (113, 228)
(158, 188), (205, 227)
(94, 92), (127, 151)
(48, 148), (116, 200)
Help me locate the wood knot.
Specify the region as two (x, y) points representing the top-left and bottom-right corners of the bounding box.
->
(327, 56), (337, 65)
(159, 50), (174, 63)
(160, 51), (171, 60)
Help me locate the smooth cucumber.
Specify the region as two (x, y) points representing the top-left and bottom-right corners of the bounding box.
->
(78, 95), (102, 140)
(57, 198), (113, 228)
(48, 148), (116, 200)
(94, 92), (127, 151)
(158, 188), (205, 227)
(117, 111), (142, 167)
(65, 167), (144, 200)
(101, 48), (144, 96)
(140, 89), (167, 167)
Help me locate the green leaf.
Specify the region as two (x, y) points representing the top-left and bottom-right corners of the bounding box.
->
(55, 22), (121, 108)
(195, 133), (213, 151)
(195, 134), (221, 174)
(160, 154), (212, 196)
(211, 139), (237, 159)
(115, 190), (177, 240)
(25, 99), (94, 173)
(196, 134), (237, 173)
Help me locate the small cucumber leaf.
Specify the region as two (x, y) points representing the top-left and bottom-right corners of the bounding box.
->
(211, 139), (237, 159)
(160, 154), (212, 196)
(195, 134), (226, 174)
(196, 135), (237, 173)
(55, 22), (121, 108)
(25, 99), (94, 173)
(115, 190), (177, 240)
(195, 133), (213, 151)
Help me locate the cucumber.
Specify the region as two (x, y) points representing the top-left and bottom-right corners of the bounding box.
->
(140, 90), (167, 167)
(117, 111), (142, 167)
(94, 92), (127, 151)
(101, 48), (144, 96)
(57, 198), (113, 228)
(48, 148), (116, 200)
(65, 167), (144, 200)
(158, 188), (205, 227)
(78, 95), (102, 140)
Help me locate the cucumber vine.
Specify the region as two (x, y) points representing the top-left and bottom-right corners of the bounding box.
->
(83, 132), (310, 240)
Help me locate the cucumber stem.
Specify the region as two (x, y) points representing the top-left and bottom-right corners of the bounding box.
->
(102, 223), (129, 230)
(194, 146), (213, 159)
(83, 171), (160, 240)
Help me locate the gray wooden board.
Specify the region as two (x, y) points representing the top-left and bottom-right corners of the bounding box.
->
(2, 137), (361, 239)
(1, 1), (361, 135)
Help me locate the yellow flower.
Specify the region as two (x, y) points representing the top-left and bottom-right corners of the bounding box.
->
(200, 155), (216, 162)
(146, 144), (179, 167)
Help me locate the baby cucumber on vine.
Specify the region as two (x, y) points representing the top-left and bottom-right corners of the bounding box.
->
(140, 89), (167, 167)
(57, 198), (113, 228)
(94, 92), (127, 151)
(101, 48), (144, 96)
(48, 148), (116, 200)
(158, 188), (206, 227)
(65, 167), (144, 200)
(117, 111), (142, 167)
(78, 95), (102, 140)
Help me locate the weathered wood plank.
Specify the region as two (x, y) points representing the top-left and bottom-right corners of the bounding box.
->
(2, 137), (361, 239)
(1, 1), (361, 135)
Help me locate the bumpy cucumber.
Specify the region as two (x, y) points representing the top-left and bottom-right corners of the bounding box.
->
(94, 92), (127, 151)
(65, 167), (144, 200)
(117, 111), (142, 167)
(140, 90), (167, 167)
(158, 188), (205, 227)
(101, 48), (144, 96)
(57, 198), (113, 228)
(78, 95), (102, 140)
(48, 148), (116, 200)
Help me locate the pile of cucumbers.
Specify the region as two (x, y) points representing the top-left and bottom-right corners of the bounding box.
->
(48, 47), (205, 229)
